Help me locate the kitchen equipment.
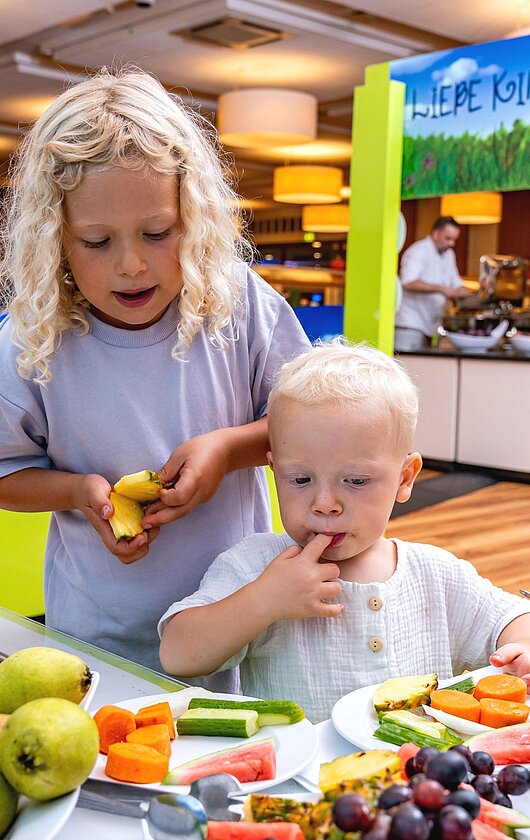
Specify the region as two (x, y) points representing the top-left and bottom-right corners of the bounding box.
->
(77, 789), (207, 839)
(478, 254), (528, 306)
(189, 774), (242, 822)
(508, 331), (530, 354)
(439, 319), (509, 351)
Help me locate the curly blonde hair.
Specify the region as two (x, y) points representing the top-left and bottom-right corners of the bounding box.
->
(0, 68), (251, 384)
(268, 339), (419, 453)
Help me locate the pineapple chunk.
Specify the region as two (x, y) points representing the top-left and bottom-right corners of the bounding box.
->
(243, 795), (336, 839)
(372, 673), (438, 713)
(319, 749), (401, 797)
(108, 492), (144, 540)
(113, 470), (163, 502)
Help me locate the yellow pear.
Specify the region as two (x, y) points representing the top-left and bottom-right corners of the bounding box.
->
(0, 772), (18, 837)
(0, 647), (92, 714)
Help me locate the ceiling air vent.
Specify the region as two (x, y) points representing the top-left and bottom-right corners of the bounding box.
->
(173, 17), (291, 50)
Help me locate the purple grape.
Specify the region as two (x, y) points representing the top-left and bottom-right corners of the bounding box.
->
(364, 812), (392, 840)
(469, 751), (495, 775)
(435, 804), (473, 840)
(413, 779), (446, 812)
(405, 756), (419, 779)
(472, 773), (499, 802)
(444, 788), (481, 819)
(389, 802), (430, 840)
(425, 751), (469, 791)
(332, 793), (374, 831)
(494, 790), (513, 808)
(414, 746), (440, 774)
(409, 772), (427, 790)
(497, 764), (530, 796)
(447, 745), (472, 768)
(378, 784), (413, 810)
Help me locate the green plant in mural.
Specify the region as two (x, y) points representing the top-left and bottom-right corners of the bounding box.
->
(401, 119), (530, 198)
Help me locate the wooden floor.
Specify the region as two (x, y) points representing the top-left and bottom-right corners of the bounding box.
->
(386, 481), (530, 595)
(416, 468), (441, 482)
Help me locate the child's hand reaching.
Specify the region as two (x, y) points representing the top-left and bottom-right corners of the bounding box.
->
(76, 473), (160, 564)
(490, 644), (530, 690)
(253, 533), (344, 622)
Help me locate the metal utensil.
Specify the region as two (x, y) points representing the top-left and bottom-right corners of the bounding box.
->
(189, 773), (242, 821)
(82, 776), (162, 801)
(77, 789), (207, 840)
(519, 589), (530, 599)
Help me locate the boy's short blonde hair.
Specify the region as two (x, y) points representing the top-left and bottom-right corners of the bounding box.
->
(268, 339), (419, 453)
(0, 68), (251, 384)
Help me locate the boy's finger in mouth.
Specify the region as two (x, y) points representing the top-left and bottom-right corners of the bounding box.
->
(321, 532), (345, 548)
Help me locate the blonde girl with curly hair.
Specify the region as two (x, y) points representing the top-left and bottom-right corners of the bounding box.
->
(0, 68), (309, 679)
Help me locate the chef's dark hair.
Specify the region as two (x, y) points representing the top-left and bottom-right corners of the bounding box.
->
(432, 215), (460, 231)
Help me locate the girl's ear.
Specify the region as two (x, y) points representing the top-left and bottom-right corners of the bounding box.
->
(395, 452), (423, 504)
(266, 451), (274, 470)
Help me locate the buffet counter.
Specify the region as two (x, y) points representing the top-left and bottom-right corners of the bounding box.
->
(397, 348), (530, 475)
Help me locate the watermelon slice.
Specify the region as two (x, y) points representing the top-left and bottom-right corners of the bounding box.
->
(207, 823), (304, 839)
(465, 722), (530, 765)
(478, 795), (530, 832)
(397, 742), (419, 779)
(472, 820), (511, 840)
(162, 738), (276, 785)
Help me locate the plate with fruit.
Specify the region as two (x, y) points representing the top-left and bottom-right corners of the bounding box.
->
(331, 665), (530, 755)
(89, 689), (318, 795)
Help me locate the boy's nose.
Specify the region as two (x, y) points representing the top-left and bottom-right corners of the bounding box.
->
(311, 491), (342, 516)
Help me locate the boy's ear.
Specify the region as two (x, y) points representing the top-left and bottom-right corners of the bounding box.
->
(266, 451), (274, 470)
(395, 452), (423, 504)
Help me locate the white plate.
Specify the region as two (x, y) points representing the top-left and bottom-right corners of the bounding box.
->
(331, 665), (519, 751)
(91, 692), (318, 794)
(5, 790), (79, 840)
(4, 673), (99, 840)
(80, 670), (100, 712)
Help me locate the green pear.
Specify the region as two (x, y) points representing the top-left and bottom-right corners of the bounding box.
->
(0, 697), (99, 800)
(0, 772), (18, 838)
(0, 647), (92, 714)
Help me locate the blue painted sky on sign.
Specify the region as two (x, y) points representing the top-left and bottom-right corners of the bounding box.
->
(390, 35), (530, 138)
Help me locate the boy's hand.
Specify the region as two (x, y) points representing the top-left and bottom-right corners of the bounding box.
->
(254, 533), (343, 622)
(490, 644), (530, 690)
(76, 474), (160, 565)
(142, 433), (229, 528)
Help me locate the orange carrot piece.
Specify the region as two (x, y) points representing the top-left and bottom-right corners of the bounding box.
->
(430, 689), (481, 722)
(135, 701), (175, 739)
(479, 698), (530, 728)
(126, 723), (172, 757)
(474, 674), (527, 703)
(93, 705), (137, 754)
(105, 742), (169, 783)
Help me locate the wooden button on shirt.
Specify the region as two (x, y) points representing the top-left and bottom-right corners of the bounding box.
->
(369, 636), (384, 652)
(368, 595), (383, 611)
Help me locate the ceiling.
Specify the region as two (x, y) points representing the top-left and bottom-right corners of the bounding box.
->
(1, 0), (529, 209)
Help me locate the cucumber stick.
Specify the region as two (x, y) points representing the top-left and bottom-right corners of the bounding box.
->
(442, 676), (476, 694)
(188, 697), (305, 726)
(177, 707), (259, 738)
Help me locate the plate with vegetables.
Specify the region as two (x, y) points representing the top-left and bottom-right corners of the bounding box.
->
(331, 665), (530, 753)
(90, 688), (318, 794)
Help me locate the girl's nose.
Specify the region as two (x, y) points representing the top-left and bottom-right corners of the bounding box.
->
(116, 244), (147, 277)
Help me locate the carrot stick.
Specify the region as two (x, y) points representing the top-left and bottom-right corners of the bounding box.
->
(479, 698), (530, 728)
(105, 742), (169, 783)
(430, 689), (481, 722)
(93, 705), (137, 754)
(135, 701), (175, 739)
(126, 723), (172, 757)
(474, 674), (527, 703)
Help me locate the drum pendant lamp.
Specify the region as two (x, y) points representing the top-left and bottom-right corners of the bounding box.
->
(273, 165), (343, 204)
(217, 88), (318, 148)
(440, 192), (503, 224)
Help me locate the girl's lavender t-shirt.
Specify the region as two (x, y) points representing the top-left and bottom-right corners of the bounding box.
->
(0, 265), (310, 685)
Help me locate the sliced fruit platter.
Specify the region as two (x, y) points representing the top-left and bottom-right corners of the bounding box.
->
(332, 665), (530, 762)
(229, 741), (530, 839)
(89, 688), (318, 794)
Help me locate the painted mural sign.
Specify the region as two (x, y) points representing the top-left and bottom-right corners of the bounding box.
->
(390, 35), (530, 198)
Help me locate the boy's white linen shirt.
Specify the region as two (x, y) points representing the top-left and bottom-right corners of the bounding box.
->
(159, 534), (530, 723)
